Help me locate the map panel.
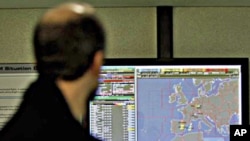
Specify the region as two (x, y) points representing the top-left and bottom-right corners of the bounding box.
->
(136, 68), (240, 141)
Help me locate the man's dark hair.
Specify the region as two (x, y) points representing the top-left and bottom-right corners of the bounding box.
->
(33, 9), (105, 80)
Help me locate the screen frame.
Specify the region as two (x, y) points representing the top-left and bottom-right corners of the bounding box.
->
(88, 57), (249, 140)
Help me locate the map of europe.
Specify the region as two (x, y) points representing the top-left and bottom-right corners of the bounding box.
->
(137, 77), (239, 141)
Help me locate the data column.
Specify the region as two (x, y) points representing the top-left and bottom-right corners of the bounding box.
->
(90, 103), (113, 141)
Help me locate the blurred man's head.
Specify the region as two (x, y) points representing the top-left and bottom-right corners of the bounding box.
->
(33, 2), (105, 80)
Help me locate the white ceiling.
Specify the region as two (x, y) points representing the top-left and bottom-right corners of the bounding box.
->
(1, 0), (250, 8)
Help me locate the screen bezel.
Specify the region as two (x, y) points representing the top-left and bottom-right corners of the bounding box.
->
(88, 57), (249, 140)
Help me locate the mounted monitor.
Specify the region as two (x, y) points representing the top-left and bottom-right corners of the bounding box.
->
(89, 58), (249, 141)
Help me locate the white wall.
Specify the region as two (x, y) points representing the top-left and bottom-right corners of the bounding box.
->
(174, 7), (250, 58)
(0, 7), (157, 63)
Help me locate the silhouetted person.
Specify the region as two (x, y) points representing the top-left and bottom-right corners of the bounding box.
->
(0, 2), (105, 141)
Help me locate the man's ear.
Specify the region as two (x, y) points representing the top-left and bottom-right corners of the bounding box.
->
(91, 51), (104, 76)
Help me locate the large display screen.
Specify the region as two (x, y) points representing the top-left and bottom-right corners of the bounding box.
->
(89, 58), (249, 141)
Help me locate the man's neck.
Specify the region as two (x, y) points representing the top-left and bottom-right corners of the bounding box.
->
(56, 73), (93, 123)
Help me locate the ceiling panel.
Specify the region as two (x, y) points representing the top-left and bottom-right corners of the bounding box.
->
(1, 0), (250, 8)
